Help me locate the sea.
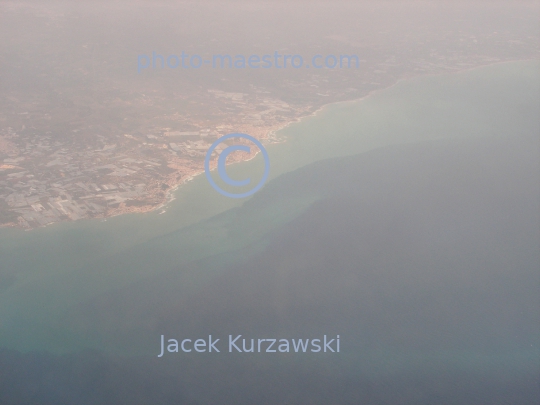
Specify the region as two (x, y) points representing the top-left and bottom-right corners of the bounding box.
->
(0, 59), (538, 353)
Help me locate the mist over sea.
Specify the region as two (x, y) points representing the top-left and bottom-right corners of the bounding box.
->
(0, 60), (538, 404)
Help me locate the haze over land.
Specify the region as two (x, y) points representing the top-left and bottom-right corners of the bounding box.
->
(0, 0), (538, 228)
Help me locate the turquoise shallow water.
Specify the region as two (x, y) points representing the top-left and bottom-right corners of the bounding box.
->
(0, 60), (538, 352)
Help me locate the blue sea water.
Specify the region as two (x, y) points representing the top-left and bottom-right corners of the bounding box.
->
(0, 60), (538, 355)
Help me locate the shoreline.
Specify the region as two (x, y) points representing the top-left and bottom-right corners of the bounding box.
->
(3, 58), (537, 230)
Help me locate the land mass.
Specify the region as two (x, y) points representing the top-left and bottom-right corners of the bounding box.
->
(1, 2), (538, 229)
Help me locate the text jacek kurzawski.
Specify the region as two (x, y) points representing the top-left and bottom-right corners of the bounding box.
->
(158, 335), (340, 357)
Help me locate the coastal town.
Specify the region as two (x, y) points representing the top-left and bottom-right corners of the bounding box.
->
(0, 91), (308, 228)
(1, 2), (538, 229)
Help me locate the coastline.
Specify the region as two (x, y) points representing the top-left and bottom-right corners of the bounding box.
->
(2, 58), (537, 230)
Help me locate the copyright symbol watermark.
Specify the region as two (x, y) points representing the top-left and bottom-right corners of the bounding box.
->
(204, 133), (270, 198)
